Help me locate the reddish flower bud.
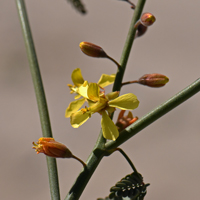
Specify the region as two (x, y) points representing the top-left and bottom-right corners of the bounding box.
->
(79, 42), (108, 58)
(32, 137), (73, 158)
(138, 73), (169, 87)
(140, 12), (156, 26)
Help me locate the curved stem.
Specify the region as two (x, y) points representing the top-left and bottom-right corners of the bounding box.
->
(16, 1), (60, 199)
(115, 148), (139, 173)
(105, 78), (200, 150)
(106, 55), (121, 69)
(72, 155), (86, 167)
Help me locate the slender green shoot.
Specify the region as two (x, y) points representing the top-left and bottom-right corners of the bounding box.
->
(16, 0), (60, 199)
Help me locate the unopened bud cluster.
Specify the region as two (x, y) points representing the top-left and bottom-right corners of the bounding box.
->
(134, 12), (156, 38)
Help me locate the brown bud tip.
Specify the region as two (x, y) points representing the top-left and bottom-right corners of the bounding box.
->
(136, 24), (148, 38)
(138, 73), (169, 87)
(79, 42), (108, 58)
(140, 12), (156, 27)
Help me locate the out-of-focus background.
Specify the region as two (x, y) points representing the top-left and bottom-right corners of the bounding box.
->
(1, 0), (200, 199)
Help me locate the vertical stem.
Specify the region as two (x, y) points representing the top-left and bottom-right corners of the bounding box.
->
(16, 1), (60, 199)
(64, 131), (106, 200)
(112, 0), (146, 93)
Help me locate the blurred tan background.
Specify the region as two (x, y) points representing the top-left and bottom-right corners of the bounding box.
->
(1, 0), (200, 199)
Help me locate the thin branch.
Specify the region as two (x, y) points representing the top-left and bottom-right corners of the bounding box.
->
(121, 80), (138, 86)
(112, 0), (146, 93)
(105, 78), (200, 150)
(106, 54), (121, 69)
(16, 1), (60, 199)
(115, 148), (139, 174)
(65, 131), (106, 200)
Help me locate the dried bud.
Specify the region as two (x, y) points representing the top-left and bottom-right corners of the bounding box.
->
(79, 42), (108, 58)
(138, 73), (169, 87)
(140, 12), (156, 26)
(136, 24), (148, 38)
(116, 110), (138, 132)
(32, 137), (73, 158)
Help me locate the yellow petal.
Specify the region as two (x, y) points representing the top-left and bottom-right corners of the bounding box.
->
(87, 83), (100, 102)
(108, 93), (139, 110)
(70, 110), (90, 128)
(105, 91), (119, 101)
(101, 111), (119, 141)
(65, 98), (85, 118)
(97, 74), (116, 88)
(89, 100), (107, 113)
(74, 94), (82, 99)
(71, 68), (84, 87)
(78, 81), (89, 98)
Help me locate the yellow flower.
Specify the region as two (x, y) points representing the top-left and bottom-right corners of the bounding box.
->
(65, 68), (116, 118)
(67, 82), (139, 141)
(32, 137), (73, 158)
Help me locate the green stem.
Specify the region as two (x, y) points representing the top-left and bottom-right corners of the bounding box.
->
(65, 132), (106, 200)
(121, 80), (138, 87)
(65, 1), (147, 199)
(112, 0), (146, 93)
(105, 78), (200, 150)
(106, 55), (121, 69)
(16, 1), (60, 199)
(115, 148), (139, 174)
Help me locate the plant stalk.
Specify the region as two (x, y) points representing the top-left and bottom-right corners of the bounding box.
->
(112, 0), (146, 93)
(16, 0), (60, 199)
